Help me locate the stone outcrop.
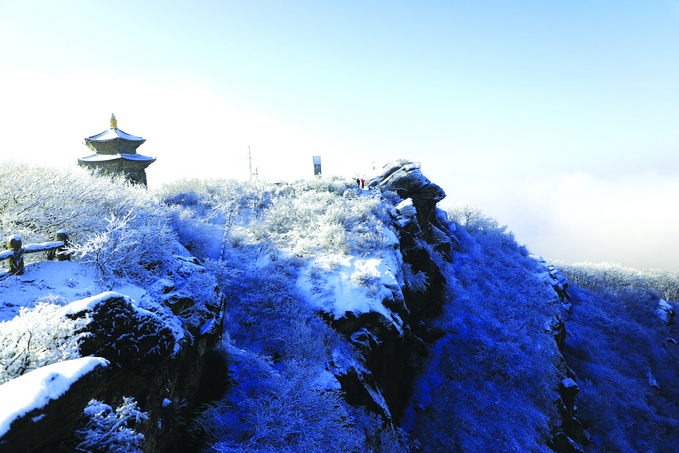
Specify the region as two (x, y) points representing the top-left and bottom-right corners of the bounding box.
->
(540, 266), (589, 453)
(62, 292), (177, 371)
(376, 162), (457, 262)
(0, 256), (226, 453)
(0, 358), (109, 452)
(327, 162), (456, 424)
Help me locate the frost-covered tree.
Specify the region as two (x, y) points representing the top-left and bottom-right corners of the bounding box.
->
(263, 186), (389, 256)
(198, 351), (364, 453)
(73, 397), (148, 453)
(559, 260), (679, 301)
(0, 161), (175, 283)
(0, 303), (87, 384)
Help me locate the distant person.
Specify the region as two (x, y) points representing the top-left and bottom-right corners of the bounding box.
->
(356, 178), (360, 187)
(360, 178), (365, 189)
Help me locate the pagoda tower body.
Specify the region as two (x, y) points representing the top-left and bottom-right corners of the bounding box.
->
(78, 114), (156, 186)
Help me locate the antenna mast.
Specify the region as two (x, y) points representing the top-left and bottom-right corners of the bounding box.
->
(248, 146), (252, 180)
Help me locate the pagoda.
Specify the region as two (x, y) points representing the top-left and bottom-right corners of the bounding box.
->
(78, 114), (156, 186)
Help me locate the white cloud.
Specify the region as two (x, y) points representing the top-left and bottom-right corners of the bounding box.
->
(448, 168), (679, 271)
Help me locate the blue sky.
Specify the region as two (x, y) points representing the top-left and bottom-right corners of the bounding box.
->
(1, 0), (678, 270)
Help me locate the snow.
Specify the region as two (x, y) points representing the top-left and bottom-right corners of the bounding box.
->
(22, 241), (66, 253)
(0, 250), (14, 260)
(200, 318), (216, 335)
(58, 291), (131, 316)
(383, 227), (400, 247)
(114, 283), (148, 305)
(0, 357), (109, 438)
(647, 371), (660, 389)
(311, 369), (342, 391)
(78, 153), (155, 162)
(561, 378), (578, 389)
(87, 128), (145, 142)
(656, 299), (674, 324)
(0, 261), (105, 323)
(395, 198), (416, 218)
(297, 251), (402, 323)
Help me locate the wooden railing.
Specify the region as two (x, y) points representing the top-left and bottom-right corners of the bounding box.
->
(0, 230), (70, 276)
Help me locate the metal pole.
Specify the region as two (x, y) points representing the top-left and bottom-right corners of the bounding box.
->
(248, 146), (252, 180)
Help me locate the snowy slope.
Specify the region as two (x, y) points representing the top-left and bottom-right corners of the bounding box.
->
(0, 261), (146, 323)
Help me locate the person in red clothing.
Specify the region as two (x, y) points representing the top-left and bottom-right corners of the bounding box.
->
(360, 178), (365, 189)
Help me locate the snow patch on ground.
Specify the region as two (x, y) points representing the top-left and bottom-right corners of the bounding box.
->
(311, 369), (342, 391)
(0, 261), (151, 324)
(0, 261), (186, 350)
(0, 261), (107, 323)
(297, 251), (402, 321)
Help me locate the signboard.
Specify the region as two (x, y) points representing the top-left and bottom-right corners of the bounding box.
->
(313, 156), (322, 176)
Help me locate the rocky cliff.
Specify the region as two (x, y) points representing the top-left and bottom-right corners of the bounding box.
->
(324, 162), (455, 423)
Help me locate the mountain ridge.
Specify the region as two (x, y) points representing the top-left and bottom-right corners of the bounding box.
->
(0, 161), (678, 452)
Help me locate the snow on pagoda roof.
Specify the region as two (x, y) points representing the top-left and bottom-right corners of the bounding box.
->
(78, 153), (156, 162)
(86, 127), (145, 142)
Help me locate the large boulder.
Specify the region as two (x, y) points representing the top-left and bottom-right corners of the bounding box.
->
(60, 292), (177, 371)
(376, 163), (446, 219)
(0, 357), (108, 452)
(374, 162), (457, 261)
(55, 282), (224, 452)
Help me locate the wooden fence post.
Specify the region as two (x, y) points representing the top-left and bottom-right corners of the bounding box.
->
(48, 229), (70, 261)
(7, 235), (24, 275)
(56, 229), (70, 261)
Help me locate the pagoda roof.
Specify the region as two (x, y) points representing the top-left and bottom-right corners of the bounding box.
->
(85, 127), (145, 143)
(78, 153), (156, 163)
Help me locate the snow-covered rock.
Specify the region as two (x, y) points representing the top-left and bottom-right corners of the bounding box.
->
(656, 299), (675, 325)
(61, 292), (179, 368)
(0, 357), (108, 452)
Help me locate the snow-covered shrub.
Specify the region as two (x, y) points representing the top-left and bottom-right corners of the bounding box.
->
(351, 408), (409, 453)
(558, 261), (679, 301)
(73, 397), (148, 453)
(263, 188), (389, 256)
(160, 177), (277, 222)
(156, 177), (279, 257)
(0, 162), (137, 240)
(402, 263), (429, 293)
(227, 228), (250, 248)
(557, 282), (679, 451)
(0, 161), (176, 283)
(166, 206), (219, 258)
(196, 348), (363, 453)
(406, 208), (561, 451)
(446, 202), (502, 234)
(69, 210), (175, 284)
(239, 178), (277, 219)
(173, 265), (224, 333)
(154, 177), (210, 207)
(0, 303), (87, 384)
(158, 175), (391, 258)
(204, 257), (313, 355)
(292, 175), (345, 194)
